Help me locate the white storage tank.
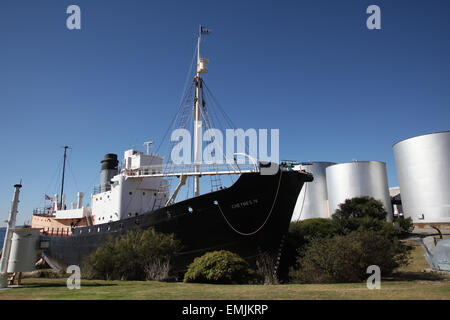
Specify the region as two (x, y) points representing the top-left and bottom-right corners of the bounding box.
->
(7, 228), (41, 273)
(292, 162), (336, 221)
(326, 161), (393, 222)
(393, 131), (450, 224)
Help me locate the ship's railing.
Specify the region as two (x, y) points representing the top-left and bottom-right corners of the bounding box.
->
(33, 207), (55, 215)
(124, 162), (260, 178)
(40, 226), (73, 237)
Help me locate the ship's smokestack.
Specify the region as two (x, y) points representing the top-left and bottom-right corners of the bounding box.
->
(77, 192), (84, 208)
(100, 154), (118, 192)
(62, 194), (66, 210)
(53, 194), (58, 211)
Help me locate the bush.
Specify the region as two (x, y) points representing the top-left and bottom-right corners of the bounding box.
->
(285, 197), (413, 283)
(183, 250), (255, 284)
(393, 216), (415, 238)
(290, 229), (411, 283)
(289, 218), (338, 245)
(278, 218), (337, 281)
(82, 228), (180, 281)
(34, 269), (66, 278)
(290, 233), (362, 283)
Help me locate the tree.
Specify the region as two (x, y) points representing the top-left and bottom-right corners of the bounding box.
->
(82, 228), (180, 281)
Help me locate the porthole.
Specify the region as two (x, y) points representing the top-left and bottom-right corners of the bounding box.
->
(129, 191), (132, 195)
(143, 192), (146, 195)
(128, 213), (132, 217)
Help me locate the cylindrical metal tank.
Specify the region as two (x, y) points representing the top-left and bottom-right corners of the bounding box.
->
(292, 162), (336, 221)
(7, 228), (41, 273)
(393, 131), (450, 224)
(326, 161), (393, 221)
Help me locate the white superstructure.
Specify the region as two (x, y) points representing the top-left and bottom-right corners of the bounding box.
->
(51, 148), (169, 225)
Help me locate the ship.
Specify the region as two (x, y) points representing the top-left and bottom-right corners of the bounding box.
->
(31, 26), (313, 276)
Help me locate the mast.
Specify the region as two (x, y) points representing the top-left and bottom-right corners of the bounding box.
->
(193, 26), (205, 197)
(59, 146), (69, 210)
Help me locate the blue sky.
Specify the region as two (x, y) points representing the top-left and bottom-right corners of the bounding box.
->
(0, 0), (449, 225)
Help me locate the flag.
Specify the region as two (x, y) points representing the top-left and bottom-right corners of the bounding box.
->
(45, 194), (53, 201)
(200, 26), (212, 35)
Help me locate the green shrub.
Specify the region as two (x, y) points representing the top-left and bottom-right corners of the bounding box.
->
(290, 233), (361, 283)
(278, 218), (337, 281)
(289, 218), (338, 246)
(393, 216), (415, 238)
(82, 228), (180, 281)
(290, 228), (411, 283)
(183, 250), (255, 284)
(34, 269), (66, 278)
(283, 197), (413, 283)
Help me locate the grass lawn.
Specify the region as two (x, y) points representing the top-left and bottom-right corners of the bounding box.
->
(0, 241), (448, 300)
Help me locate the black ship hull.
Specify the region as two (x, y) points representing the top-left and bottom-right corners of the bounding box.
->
(41, 168), (312, 275)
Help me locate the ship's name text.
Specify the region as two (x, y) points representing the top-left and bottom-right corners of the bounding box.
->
(231, 199), (259, 209)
